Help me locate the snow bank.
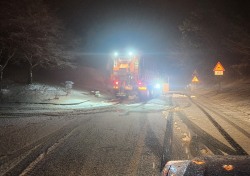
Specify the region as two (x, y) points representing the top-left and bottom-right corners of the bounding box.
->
(0, 83), (66, 103)
(195, 79), (250, 115)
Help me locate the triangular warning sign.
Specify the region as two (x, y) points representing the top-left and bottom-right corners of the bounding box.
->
(213, 62), (225, 71)
(192, 76), (199, 83)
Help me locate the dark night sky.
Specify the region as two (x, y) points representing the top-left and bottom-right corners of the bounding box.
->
(47, 0), (250, 83)
(49, 1), (248, 49)
(50, 0), (190, 51)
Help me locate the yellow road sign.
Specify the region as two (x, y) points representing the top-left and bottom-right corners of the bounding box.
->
(214, 71), (224, 75)
(192, 76), (199, 83)
(213, 62), (225, 71)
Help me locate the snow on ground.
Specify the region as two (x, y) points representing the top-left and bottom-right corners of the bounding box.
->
(193, 79), (250, 116)
(0, 66), (115, 109)
(1, 64), (250, 117)
(0, 82), (115, 115)
(0, 68), (116, 116)
(123, 98), (169, 113)
(1, 83), (66, 103)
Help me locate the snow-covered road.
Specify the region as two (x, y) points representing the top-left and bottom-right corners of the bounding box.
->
(0, 93), (249, 175)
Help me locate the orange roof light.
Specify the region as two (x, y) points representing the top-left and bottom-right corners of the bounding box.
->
(223, 165), (234, 171)
(192, 160), (205, 165)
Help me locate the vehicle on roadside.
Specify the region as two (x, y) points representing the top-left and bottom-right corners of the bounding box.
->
(162, 155), (250, 176)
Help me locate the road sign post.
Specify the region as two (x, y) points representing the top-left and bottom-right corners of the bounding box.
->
(213, 62), (225, 92)
(191, 75), (199, 91)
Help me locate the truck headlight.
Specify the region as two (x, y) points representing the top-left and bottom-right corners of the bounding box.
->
(154, 83), (161, 89)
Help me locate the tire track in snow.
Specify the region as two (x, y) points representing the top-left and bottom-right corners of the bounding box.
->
(189, 97), (248, 155)
(161, 95), (174, 170)
(194, 99), (250, 138)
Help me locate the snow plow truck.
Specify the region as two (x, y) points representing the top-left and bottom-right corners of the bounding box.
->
(110, 52), (169, 99)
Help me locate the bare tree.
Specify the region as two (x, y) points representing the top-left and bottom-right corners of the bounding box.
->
(0, 48), (16, 83)
(0, 1), (18, 88)
(16, 0), (74, 84)
(0, 0), (75, 84)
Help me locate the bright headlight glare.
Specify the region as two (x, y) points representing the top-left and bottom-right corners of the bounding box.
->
(154, 83), (161, 89)
(114, 52), (119, 57)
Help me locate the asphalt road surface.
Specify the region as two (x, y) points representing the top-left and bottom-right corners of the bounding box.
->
(0, 94), (249, 176)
